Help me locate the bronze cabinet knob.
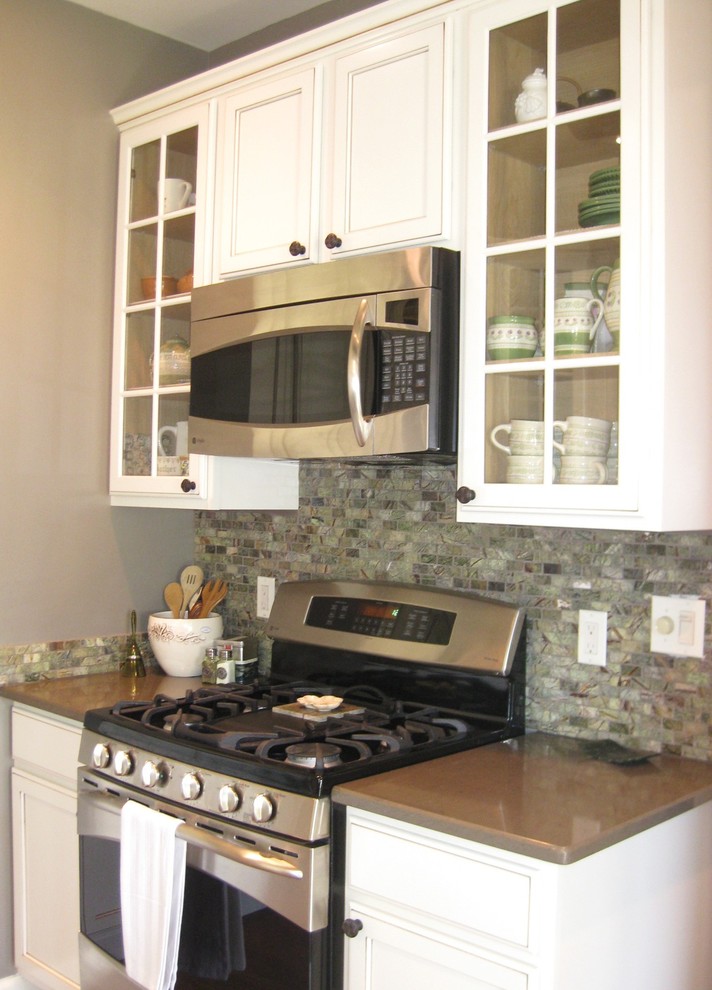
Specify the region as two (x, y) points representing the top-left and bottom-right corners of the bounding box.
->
(456, 486), (476, 504)
(324, 232), (343, 249)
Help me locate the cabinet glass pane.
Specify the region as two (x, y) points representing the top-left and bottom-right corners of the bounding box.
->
(122, 396), (152, 476)
(159, 304), (191, 386)
(163, 215), (195, 291)
(556, 111), (620, 234)
(485, 372), (544, 483)
(157, 395), (190, 476)
(553, 366), (618, 485)
(554, 237), (619, 355)
(165, 127), (198, 213)
(486, 249), (544, 362)
(557, 0), (620, 111)
(127, 225), (158, 305)
(488, 131), (546, 245)
(124, 311), (154, 390)
(488, 14), (547, 131)
(130, 140), (160, 222)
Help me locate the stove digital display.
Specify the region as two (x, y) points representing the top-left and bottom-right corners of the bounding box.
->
(305, 596), (455, 645)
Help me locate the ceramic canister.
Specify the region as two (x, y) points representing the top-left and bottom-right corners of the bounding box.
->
(486, 315), (539, 361)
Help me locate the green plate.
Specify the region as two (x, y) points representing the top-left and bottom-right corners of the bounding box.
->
(588, 166), (620, 184)
(579, 210), (620, 228)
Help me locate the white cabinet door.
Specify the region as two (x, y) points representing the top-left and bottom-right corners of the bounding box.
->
(344, 901), (529, 990)
(12, 769), (80, 990)
(457, 0), (712, 531)
(216, 67), (317, 277)
(326, 22), (447, 256)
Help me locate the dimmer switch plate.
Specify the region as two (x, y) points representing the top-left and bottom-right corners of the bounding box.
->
(650, 596), (706, 657)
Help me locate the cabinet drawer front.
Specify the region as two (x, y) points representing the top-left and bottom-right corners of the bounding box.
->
(348, 820), (531, 947)
(12, 708), (81, 784)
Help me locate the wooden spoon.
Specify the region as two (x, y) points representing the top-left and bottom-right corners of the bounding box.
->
(198, 578), (228, 618)
(179, 564), (204, 617)
(163, 582), (183, 619)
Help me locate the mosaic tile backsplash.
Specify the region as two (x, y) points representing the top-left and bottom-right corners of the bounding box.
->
(195, 462), (712, 761)
(2, 461), (711, 761)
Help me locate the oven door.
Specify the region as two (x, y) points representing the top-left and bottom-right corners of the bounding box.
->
(77, 771), (329, 990)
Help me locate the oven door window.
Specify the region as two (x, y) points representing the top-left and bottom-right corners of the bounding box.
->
(79, 835), (327, 990)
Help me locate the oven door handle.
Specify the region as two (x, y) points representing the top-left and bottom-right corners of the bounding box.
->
(81, 790), (304, 880)
(347, 297), (374, 448)
(176, 822), (304, 879)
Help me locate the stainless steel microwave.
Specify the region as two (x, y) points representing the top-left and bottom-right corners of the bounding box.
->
(188, 246), (460, 462)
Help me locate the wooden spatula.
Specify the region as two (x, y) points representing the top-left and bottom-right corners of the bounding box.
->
(163, 582), (183, 619)
(179, 565), (204, 617)
(198, 578), (228, 618)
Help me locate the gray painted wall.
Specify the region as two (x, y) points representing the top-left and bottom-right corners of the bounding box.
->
(0, 0), (209, 648)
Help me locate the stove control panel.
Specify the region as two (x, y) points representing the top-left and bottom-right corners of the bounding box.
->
(79, 730), (330, 843)
(306, 595), (456, 645)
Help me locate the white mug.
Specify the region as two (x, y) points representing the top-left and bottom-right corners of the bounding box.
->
(506, 455), (544, 484)
(490, 419), (544, 456)
(163, 178), (192, 213)
(558, 455), (608, 485)
(158, 421), (188, 457)
(553, 416), (611, 457)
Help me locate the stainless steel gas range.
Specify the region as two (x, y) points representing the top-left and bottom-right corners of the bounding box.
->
(77, 580), (525, 990)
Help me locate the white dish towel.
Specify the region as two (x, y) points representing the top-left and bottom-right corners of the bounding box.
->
(120, 800), (187, 990)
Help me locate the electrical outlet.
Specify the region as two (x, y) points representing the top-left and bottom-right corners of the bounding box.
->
(578, 610), (607, 666)
(650, 596), (705, 657)
(256, 576), (276, 619)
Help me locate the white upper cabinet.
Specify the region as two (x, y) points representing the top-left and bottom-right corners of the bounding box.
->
(109, 103), (299, 509)
(214, 15), (452, 279)
(324, 22), (447, 256)
(456, 0), (712, 531)
(215, 67), (318, 276)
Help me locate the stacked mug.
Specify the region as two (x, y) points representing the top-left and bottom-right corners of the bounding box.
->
(490, 419), (545, 483)
(553, 416), (612, 484)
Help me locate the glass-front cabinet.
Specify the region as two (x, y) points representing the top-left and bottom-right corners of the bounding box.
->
(458, 0), (640, 525)
(109, 103), (299, 509)
(110, 106), (205, 503)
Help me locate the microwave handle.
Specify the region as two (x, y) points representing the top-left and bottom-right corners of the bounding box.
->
(347, 298), (374, 447)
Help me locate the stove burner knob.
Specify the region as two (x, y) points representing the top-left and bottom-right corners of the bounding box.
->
(342, 918), (364, 939)
(92, 743), (111, 769)
(141, 761), (166, 788)
(181, 772), (203, 801)
(252, 793), (276, 823)
(218, 784), (242, 813)
(113, 750), (134, 776)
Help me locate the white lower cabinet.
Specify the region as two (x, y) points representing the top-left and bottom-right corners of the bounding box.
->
(11, 707), (81, 990)
(345, 902), (529, 989)
(341, 804), (712, 990)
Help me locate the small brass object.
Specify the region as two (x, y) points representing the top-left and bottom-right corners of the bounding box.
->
(120, 610), (146, 677)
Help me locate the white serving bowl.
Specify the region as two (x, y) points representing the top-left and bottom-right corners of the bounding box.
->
(147, 611), (223, 677)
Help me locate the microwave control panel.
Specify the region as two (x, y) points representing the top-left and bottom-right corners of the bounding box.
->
(379, 332), (429, 411)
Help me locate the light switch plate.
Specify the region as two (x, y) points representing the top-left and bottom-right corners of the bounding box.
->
(257, 576), (276, 618)
(650, 595), (706, 657)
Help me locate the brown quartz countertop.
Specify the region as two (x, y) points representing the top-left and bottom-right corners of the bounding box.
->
(0, 671), (202, 721)
(332, 733), (712, 864)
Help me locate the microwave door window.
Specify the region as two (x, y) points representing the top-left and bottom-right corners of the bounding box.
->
(191, 329), (376, 425)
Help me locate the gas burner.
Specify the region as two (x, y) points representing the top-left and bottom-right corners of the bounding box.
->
(284, 743), (343, 769)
